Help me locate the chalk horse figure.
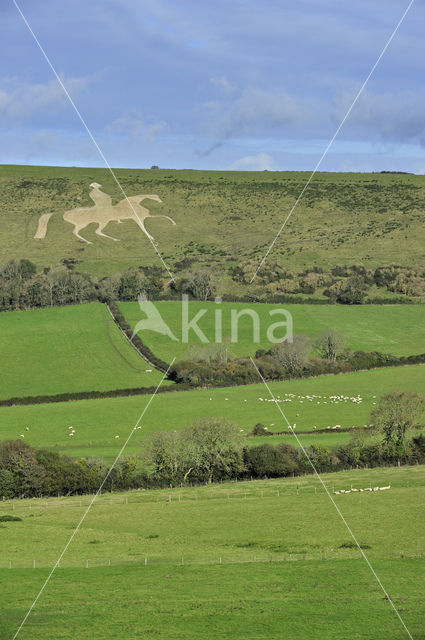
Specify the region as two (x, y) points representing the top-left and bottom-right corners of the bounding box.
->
(34, 183), (176, 244)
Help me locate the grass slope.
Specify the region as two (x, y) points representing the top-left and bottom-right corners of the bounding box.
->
(0, 303), (168, 400)
(1, 364), (424, 460)
(1, 165), (425, 282)
(120, 300), (425, 361)
(0, 466), (424, 638)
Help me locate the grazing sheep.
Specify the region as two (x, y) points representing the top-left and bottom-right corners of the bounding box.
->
(25, 427), (29, 431)
(115, 435), (120, 439)
(20, 434), (24, 438)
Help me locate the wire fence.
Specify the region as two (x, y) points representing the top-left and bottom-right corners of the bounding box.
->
(0, 479), (418, 514)
(1, 549), (423, 570)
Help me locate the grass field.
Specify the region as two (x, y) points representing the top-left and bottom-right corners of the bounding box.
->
(0, 303), (168, 400)
(1, 165), (425, 286)
(120, 300), (425, 361)
(1, 364), (424, 461)
(0, 466), (423, 638)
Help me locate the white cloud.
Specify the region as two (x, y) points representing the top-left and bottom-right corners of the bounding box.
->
(210, 75), (234, 95)
(0, 76), (89, 120)
(230, 152), (275, 171)
(106, 109), (166, 142)
(206, 86), (308, 139)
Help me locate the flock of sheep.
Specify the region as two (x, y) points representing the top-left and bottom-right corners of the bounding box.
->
(334, 485), (391, 495)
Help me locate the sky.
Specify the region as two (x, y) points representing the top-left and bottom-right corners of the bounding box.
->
(1, 0), (425, 172)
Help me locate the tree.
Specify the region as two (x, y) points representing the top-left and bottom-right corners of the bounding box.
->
(187, 271), (215, 301)
(336, 275), (367, 304)
(144, 418), (244, 485)
(184, 417), (244, 483)
(269, 334), (311, 376)
(370, 391), (425, 454)
(314, 329), (347, 361)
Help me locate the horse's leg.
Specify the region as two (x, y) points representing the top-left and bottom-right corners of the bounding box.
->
(132, 216), (155, 241)
(150, 214), (176, 226)
(71, 222), (92, 244)
(95, 222), (119, 241)
(146, 214), (176, 227)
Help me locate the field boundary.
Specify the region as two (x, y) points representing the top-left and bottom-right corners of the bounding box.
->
(1, 360), (425, 407)
(106, 302), (169, 372)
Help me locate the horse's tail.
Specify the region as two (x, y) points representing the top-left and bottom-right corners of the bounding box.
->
(34, 212), (55, 239)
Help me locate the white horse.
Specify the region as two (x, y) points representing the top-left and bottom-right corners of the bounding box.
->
(34, 185), (176, 245)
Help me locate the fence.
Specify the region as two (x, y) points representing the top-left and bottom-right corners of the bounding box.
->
(1, 549), (423, 570)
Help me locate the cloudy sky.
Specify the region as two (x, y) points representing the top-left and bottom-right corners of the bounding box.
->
(1, 0), (425, 172)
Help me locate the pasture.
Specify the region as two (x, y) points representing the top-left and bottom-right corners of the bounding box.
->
(120, 300), (425, 362)
(1, 364), (424, 461)
(0, 303), (168, 400)
(0, 466), (424, 638)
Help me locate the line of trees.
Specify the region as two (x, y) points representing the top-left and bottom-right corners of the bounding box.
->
(170, 329), (425, 387)
(233, 261), (425, 301)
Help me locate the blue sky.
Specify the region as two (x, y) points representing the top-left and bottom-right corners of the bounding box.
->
(1, 0), (425, 171)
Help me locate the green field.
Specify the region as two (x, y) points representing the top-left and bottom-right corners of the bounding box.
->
(1, 165), (425, 286)
(0, 303), (168, 400)
(1, 364), (424, 461)
(120, 300), (425, 362)
(1, 466), (424, 638)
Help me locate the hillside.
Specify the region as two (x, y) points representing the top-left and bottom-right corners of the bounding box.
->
(1, 165), (425, 294)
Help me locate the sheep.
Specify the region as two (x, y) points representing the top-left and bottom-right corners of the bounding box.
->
(334, 491), (340, 495)
(25, 427), (29, 431)
(20, 434), (24, 438)
(114, 435), (120, 439)
(69, 433), (74, 437)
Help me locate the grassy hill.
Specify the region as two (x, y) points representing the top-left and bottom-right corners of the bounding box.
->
(1, 466), (424, 638)
(1, 364), (424, 461)
(0, 303), (169, 399)
(120, 300), (425, 362)
(1, 165), (425, 287)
